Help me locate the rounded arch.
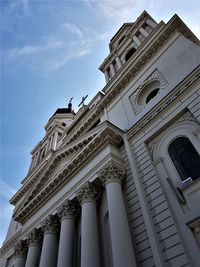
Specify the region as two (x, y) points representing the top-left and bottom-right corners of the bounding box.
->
(124, 47), (136, 62)
(137, 79), (161, 106)
(168, 137), (200, 181)
(152, 119), (200, 183)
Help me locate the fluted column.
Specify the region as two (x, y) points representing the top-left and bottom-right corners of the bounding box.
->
(39, 215), (59, 267)
(77, 182), (100, 267)
(25, 228), (42, 267)
(57, 200), (77, 267)
(99, 162), (137, 267)
(14, 240), (27, 267)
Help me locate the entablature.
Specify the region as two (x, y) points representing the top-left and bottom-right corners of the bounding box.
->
(12, 122), (124, 224)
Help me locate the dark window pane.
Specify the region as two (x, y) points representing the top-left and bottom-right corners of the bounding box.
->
(168, 137), (200, 181)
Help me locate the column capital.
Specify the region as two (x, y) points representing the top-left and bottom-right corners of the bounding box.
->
(98, 161), (125, 186)
(41, 215), (59, 234)
(14, 240), (28, 258)
(27, 228), (42, 246)
(58, 199), (78, 221)
(77, 182), (100, 204)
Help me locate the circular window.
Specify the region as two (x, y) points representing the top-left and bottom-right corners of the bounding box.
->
(146, 88), (159, 103)
(137, 80), (160, 106)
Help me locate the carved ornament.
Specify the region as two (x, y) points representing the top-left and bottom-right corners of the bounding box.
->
(77, 182), (100, 204)
(57, 199), (78, 220)
(98, 161), (125, 186)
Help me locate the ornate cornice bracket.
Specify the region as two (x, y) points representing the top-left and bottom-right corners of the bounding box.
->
(98, 161), (125, 186)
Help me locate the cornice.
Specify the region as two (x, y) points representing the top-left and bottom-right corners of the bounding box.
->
(13, 122), (124, 223)
(127, 66), (200, 140)
(60, 15), (199, 148)
(10, 126), (101, 206)
(0, 229), (22, 257)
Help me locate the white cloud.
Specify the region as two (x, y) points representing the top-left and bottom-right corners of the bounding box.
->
(62, 22), (83, 37)
(0, 180), (16, 199)
(85, 0), (144, 21)
(9, 39), (63, 58)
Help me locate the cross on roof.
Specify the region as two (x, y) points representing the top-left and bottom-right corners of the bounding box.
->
(78, 95), (88, 107)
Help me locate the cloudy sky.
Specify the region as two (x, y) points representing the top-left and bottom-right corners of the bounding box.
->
(1, 0), (200, 246)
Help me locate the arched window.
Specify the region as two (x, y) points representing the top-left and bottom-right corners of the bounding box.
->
(168, 137), (200, 181)
(125, 47), (136, 62)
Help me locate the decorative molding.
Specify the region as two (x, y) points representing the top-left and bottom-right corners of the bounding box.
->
(0, 230), (22, 257)
(77, 182), (100, 204)
(189, 219), (200, 233)
(128, 69), (200, 139)
(57, 199), (78, 220)
(41, 215), (59, 234)
(129, 68), (168, 115)
(14, 240), (27, 257)
(14, 123), (123, 224)
(27, 228), (42, 246)
(98, 161), (125, 186)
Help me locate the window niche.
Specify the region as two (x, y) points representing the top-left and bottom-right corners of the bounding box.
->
(129, 68), (168, 115)
(168, 137), (200, 181)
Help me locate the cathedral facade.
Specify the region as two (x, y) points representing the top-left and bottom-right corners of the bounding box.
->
(1, 11), (200, 267)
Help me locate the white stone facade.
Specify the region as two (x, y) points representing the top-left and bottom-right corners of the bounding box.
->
(1, 11), (200, 267)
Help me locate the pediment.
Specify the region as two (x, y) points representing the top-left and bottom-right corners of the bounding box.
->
(13, 121), (124, 223)
(15, 124), (102, 211)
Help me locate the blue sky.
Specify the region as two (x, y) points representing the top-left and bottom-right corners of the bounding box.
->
(1, 0), (200, 246)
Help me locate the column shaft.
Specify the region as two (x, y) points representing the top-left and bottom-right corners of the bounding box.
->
(25, 245), (41, 267)
(110, 63), (116, 77)
(139, 27), (149, 38)
(133, 35), (141, 46)
(104, 70), (109, 83)
(14, 257), (26, 267)
(106, 181), (136, 267)
(39, 232), (58, 267)
(57, 218), (75, 267)
(77, 182), (100, 267)
(81, 201), (100, 267)
(115, 56), (122, 69)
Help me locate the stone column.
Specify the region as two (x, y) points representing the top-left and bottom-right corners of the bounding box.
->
(57, 200), (77, 267)
(52, 131), (58, 150)
(132, 35), (141, 47)
(104, 70), (109, 83)
(146, 18), (157, 28)
(110, 63), (116, 77)
(115, 56), (122, 69)
(14, 240), (27, 267)
(139, 27), (149, 38)
(99, 162), (137, 267)
(77, 182), (100, 267)
(39, 215), (59, 267)
(25, 228), (42, 267)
